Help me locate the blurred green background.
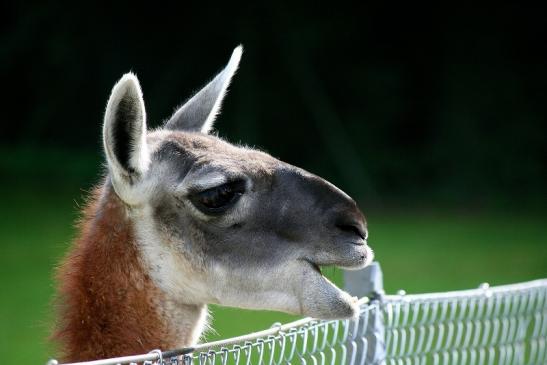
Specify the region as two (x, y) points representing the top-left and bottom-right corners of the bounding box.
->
(1, 3), (546, 364)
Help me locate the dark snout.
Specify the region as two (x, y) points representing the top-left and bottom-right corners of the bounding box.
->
(262, 166), (373, 319)
(271, 167), (372, 270)
(273, 167), (368, 245)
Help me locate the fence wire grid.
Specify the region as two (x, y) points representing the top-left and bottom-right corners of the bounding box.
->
(51, 276), (547, 365)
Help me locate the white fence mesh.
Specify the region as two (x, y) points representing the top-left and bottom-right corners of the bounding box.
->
(51, 276), (547, 365)
(382, 280), (547, 365)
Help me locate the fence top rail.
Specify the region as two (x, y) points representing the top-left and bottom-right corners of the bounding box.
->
(49, 278), (547, 365)
(383, 278), (547, 302)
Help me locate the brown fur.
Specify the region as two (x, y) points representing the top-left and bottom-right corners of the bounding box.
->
(53, 181), (182, 362)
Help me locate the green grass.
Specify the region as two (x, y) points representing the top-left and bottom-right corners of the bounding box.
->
(0, 181), (545, 364)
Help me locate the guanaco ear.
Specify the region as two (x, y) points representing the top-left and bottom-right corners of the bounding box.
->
(164, 46), (242, 134)
(103, 73), (150, 198)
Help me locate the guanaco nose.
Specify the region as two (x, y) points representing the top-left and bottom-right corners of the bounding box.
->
(331, 194), (366, 239)
(335, 218), (366, 240)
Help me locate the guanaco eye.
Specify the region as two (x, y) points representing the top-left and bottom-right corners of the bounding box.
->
(190, 180), (246, 215)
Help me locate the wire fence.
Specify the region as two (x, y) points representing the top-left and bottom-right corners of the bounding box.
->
(383, 280), (547, 365)
(49, 265), (547, 365)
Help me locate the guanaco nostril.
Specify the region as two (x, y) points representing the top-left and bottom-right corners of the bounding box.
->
(335, 223), (365, 240)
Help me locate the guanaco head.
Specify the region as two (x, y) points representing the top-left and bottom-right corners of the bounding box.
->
(102, 46), (373, 319)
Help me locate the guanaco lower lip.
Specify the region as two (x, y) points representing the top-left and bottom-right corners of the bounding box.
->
(299, 259), (360, 319)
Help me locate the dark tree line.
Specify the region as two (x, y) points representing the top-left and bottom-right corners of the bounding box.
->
(1, 3), (545, 208)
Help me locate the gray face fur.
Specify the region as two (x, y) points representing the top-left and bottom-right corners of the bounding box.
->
(103, 46), (373, 320)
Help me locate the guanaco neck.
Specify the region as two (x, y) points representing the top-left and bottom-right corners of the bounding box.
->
(53, 182), (206, 362)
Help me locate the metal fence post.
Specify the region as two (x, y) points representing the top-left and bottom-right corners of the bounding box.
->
(344, 262), (386, 364)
